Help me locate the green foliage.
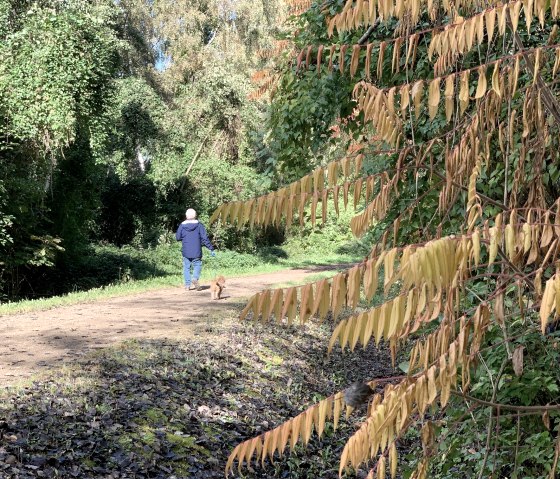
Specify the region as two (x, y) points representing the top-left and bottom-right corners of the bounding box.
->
(0, 0), (283, 301)
(266, 70), (353, 180)
(282, 200), (361, 258)
(0, 0), (120, 150)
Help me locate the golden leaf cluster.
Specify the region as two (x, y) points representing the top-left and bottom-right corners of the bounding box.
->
(429, 0), (558, 64)
(226, 380), (377, 475)
(339, 304), (489, 476)
(210, 148), (380, 229)
(326, 0), (505, 33)
(222, 0), (560, 474)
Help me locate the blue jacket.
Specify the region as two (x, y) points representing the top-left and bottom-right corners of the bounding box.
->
(176, 220), (214, 258)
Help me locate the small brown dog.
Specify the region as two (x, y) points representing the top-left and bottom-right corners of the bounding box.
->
(210, 275), (226, 300)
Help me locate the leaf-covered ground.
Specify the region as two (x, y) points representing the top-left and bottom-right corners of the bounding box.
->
(0, 314), (395, 478)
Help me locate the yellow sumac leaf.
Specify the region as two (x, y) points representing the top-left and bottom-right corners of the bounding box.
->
(427, 365), (437, 405)
(387, 295), (404, 339)
(362, 308), (377, 347)
(331, 273), (348, 321)
(390, 443), (398, 478)
(377, 455), (386, 479)
(310, 192), (319, 228)
(472, 228), (480, 266)
(271, 288), (284, 322)
(339, 44), (348, 74)
(428, 77), (441, 120)
(444, 75), (454, 122)
(411, 80), (424, 118)
(459, 70), (470, 113)
(302, 409), (314, 445)
(494, 291), (505, 327)
(339, 441), (350, 477)
(497, 4), (507, 34)
(488, 227), (499, 265)
(320, 278), (332, 321)
(416, 375), (427, 414)
(475, 66), (487, 99)
(269, 427), (280, 461)
(340, 317), (353, 350)
(299, 283), (314, 324)
(317, 397), (330, 438)
(328, 321), (344, 353)
(240, 295), (257, 321)
(209, 204), (223, 224)
(226, 443), (241, 474)
(313, 167), (325, 193)
(400, 84), (410, 115)
(364, 258), (379, 300)
(246, 436), (259, 466)
(381, 300), (394, 341)
(282, 287), (298, 325)
(316, 44), (324, 75)
(333, 184), (340, 216)
(553, 47), (560, 78)
(258, 289), (273, 321)
(279, 423), (290, 455)
(261, 431), (272, 465)
(510, 0), (522, 32)
(290, 414), (302, 449)
(384, 248), (397, 290)
(533, 49), (541, 85)
(354, 178), (364, 209)
(540, 275), (557, 333)
(347, 264), (363, 309)
(351, 313), (366, 351)
(377, 41), (386, 79)
(485, 8), (496, 39)
(505, 223), (515, 260)
(350, 44), (361, 77)
(333, 393), (344, 430)
(491, 61), (501, 97)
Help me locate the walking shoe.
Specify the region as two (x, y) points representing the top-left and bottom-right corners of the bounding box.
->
(185, 284), (195, 290)
(192, 279), (200, 291)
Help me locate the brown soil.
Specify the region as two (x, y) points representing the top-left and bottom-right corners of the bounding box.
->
(0, 266), (339, 387)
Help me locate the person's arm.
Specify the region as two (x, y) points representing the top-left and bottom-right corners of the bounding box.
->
(175, 225), (183, 241)
(198, 224), (215, 251)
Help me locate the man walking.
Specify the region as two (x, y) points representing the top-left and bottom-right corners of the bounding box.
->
(176, 208), (215, 290)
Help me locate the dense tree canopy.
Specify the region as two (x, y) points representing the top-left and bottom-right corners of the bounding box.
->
(0, 0), (283, 300)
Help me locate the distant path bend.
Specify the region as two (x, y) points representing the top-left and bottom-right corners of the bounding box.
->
(0, 267), (339, 387)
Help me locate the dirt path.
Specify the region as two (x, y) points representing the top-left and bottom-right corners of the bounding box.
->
(0, 267), (339, 387)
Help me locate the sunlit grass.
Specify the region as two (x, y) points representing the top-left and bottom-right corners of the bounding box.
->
(0, 251), (360, 316)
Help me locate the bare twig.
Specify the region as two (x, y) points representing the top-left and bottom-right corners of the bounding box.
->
(452, 392), (560, 412)
(477, 357), (508, 479)
(358, 21), (380, 45)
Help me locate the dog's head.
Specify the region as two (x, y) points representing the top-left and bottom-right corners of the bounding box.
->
(216, 276), (226, 288)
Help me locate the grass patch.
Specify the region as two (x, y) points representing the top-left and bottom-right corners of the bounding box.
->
(1, 207), (366, 314)
(0, 251), (361, 317)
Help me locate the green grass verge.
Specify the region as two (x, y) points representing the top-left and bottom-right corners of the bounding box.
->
(1, 209), (369, 315)
(0, 251), (360, 316)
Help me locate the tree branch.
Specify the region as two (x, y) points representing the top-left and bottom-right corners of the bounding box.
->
(358, 21), (380, 45)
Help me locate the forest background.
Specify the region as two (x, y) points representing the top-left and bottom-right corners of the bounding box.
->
(0, 0), (359, 302)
